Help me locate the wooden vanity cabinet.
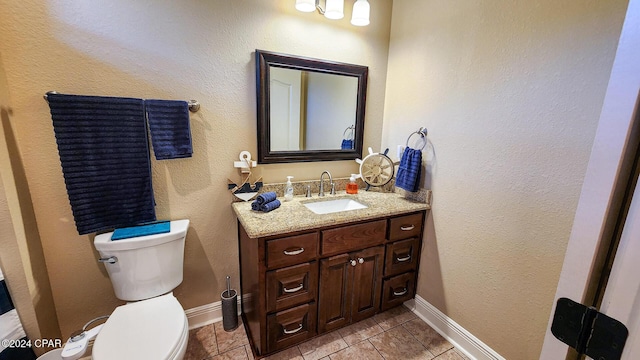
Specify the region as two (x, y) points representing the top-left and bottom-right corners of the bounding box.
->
(238, 210), (425, 358)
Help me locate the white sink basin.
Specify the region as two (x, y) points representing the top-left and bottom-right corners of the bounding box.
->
(303, 198), (368, 215)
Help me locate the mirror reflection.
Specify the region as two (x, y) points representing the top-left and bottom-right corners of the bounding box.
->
(256, 50), (368, 163)
(269, 67), (358, 151)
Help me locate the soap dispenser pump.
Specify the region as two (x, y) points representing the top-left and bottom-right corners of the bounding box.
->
(284, 176), (294, 201)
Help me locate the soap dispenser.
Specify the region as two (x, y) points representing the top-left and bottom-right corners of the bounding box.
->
(284, 176), (294, 201)
(346, 174), (358, 194)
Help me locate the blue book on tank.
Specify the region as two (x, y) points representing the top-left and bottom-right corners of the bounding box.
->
(111, 221), (171, 240)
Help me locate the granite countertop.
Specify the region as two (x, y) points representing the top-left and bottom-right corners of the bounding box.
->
(232, 190), (431, 238)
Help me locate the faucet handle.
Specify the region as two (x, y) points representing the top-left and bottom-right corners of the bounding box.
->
(306, 185), (312, 197)
(330, 182), (336, 195)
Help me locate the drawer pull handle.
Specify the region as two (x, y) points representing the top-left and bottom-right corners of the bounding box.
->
(400, 225), (415, 231)
(283, 284), (304, 293)
(283, 248), (304, 256)
(283, 323), (303, 334)
(396, 255), (411, 262)
(393, 288), (408, 296)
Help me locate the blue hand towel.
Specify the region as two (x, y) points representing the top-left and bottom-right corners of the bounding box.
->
(48, 93), (156, 235)
(395, 148), (422, 192)
(111, 221), (170, 240)
(145, 99), (192, 160)
(341, 139), (353, 150)
(255, 191), (277, 205)
(260, 199), (281, 212)
(251, 198), (281, 212)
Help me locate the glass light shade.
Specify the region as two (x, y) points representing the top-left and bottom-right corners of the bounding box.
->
(295, 0), (316, 12)
(350, 0), (370, 26)
(324, 0), (344, 20)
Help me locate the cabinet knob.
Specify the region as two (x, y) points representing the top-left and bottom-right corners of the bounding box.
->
(358, 257), (364, 264)
(350, 259), (357, 266)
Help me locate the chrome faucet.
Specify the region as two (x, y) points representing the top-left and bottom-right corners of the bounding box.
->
(319, 171), (335, 196)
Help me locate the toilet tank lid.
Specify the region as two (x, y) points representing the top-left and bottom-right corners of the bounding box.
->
(94, 219), (189, 251)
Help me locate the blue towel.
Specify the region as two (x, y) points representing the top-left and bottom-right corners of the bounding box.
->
(261, 199), (281, 212)
(255, 191), (277, 205)
(145, 100), (192, 160)
(48, 94), (156, 235)
(395, 148), (422, 192)
(341, 139), (353, 150)
(251, 198), (281, 212)
(111, 221), (170, 240)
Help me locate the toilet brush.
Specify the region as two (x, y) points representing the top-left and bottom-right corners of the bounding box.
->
(221, 275), (238, 331)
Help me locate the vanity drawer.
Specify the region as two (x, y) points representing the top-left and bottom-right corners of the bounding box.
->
(388, 213), (423, 241)
(381, 272), (416, 311)
(267, 302), (317, 353)
(266, 233), (318, 269)
(321, 220), (386, 256)
(384, 238), (420, 277)
(266, 262), (318, 313)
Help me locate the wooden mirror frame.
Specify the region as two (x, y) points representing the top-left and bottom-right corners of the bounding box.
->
(256, 50), (368, 163)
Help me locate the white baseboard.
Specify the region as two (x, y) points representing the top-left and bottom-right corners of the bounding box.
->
(185, 294), (246, 330)
(404, 295), (505, 360)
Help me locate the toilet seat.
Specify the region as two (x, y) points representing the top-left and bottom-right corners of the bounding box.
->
(92, 293), (188, 360)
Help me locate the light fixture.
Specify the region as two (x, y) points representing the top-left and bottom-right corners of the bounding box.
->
(351, 0), (370, 26)
(295, 0), (369, 26)
(295, 0), (316, 12)
(324, 0), (344, 20)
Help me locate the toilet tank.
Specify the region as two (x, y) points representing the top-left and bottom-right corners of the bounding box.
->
(94, 220), (189, 301)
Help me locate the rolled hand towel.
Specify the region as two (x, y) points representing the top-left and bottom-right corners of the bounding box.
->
(256, 191), (277, 205)
(251, 201), (260, 211)
(260, 199), (281, 212)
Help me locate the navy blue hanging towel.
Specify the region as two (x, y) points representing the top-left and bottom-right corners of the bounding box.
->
(47, 93), (156, 235)
(341, 139), (353, 150)
(395, 148), (423, 192)
(145, 100), (193, 160)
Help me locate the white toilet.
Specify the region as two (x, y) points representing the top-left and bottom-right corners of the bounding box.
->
(91, 219), (190, 360)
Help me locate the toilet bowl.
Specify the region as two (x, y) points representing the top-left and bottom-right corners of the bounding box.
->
(88, 220), (190, 360)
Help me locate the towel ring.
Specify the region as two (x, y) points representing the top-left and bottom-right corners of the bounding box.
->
(343, 125), (355, 140)
(405, 127), (428, 150)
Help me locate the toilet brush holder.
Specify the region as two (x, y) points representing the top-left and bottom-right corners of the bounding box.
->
(221, 275), (238, 331)
(221, 289), (238, 331)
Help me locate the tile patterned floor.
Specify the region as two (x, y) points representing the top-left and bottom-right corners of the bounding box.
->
(184, 305), (470, 360)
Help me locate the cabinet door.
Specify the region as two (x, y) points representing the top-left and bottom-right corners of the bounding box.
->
(351, 246), (384, 323)
(318, 253), (352, 333)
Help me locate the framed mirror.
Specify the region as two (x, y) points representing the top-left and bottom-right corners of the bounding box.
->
(256, 50), (368, 163)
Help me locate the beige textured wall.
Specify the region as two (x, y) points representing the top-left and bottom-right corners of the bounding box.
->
(0, 0), (391, 337)
(0, 52), (60, 355)
(382, 0), (627, 359)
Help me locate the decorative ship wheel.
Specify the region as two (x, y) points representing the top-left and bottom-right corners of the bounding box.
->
(355, 147), (396, 190)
